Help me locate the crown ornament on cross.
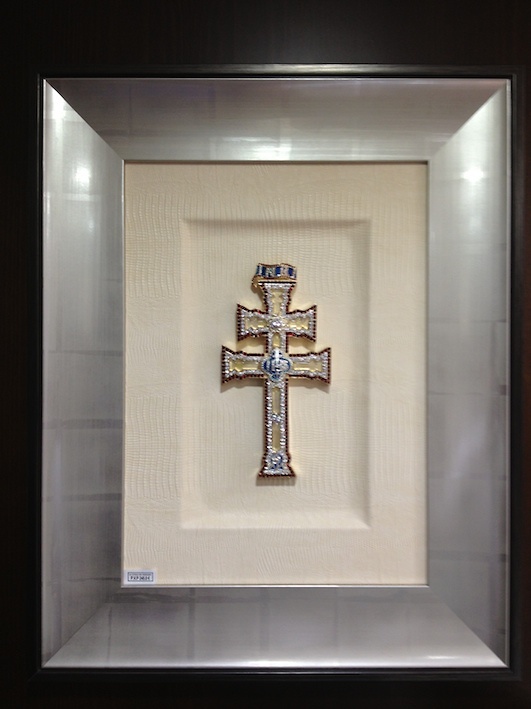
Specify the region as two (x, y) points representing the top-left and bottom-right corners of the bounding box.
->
(221, 264), (331, 478)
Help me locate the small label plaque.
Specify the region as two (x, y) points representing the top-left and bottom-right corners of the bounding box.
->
(124, 570), (155, 584)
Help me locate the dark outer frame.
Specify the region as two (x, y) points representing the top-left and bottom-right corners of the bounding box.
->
(3, 2), (530, 707)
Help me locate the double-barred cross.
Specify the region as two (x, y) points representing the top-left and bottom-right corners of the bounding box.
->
(221, 264), (331, 477)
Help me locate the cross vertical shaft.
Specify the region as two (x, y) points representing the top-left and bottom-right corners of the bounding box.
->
(221, 264), (331, 478)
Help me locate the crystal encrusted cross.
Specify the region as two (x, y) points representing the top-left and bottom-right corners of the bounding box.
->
(221, 264), (331, 477)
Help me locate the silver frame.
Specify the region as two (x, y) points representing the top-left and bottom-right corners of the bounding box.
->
(39, 68), (513, 673)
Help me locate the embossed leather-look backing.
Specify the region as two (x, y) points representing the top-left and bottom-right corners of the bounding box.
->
(123, 163), (427, 585)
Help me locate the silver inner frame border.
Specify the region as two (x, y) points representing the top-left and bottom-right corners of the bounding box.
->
(40, 72), (511, 671)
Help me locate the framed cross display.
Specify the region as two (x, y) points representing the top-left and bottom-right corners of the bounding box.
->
(34, 66), (521, 678)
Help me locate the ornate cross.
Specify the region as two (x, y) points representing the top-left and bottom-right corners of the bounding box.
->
(221, 264), (331, 477)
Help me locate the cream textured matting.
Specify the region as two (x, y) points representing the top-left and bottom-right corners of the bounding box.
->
(123, 163), (427, 585)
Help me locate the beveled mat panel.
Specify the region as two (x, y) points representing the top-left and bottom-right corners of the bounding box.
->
(123, 163), (426, 585)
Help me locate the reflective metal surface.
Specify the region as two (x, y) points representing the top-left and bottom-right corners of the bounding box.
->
(41, 85), (123, 661)
(428, 88), (509, 660)
(46, 588), (504, 669)
(41, 75), (510, 670)
(50, 77), (504, 161)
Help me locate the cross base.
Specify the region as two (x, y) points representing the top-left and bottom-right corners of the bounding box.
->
(258, 470), (295, 478)
(258, 451), (295, 478)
